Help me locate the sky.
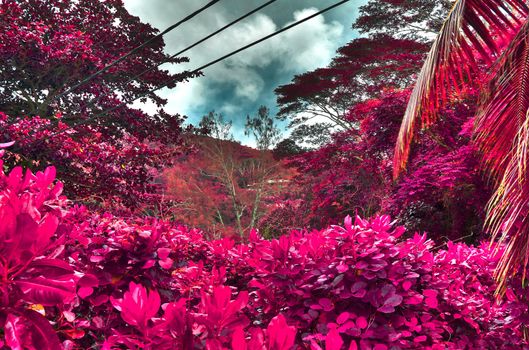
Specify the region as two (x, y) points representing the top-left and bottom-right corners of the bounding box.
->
(123, 0), (365, 145)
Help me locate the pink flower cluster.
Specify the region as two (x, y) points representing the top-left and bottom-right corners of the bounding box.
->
(1, 152), (528, 349)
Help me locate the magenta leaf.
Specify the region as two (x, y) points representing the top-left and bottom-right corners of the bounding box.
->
(402, 280), (413, 291)
(356, 316), (368, 329)
(198, 285), (249, 334)
(405, 294), (424, 305)
(163, 298), (187, 335)
(231, 327), (247, 350)
(27, 259), (75, 275)
(378, 294), (404, 313)
(425, 296), (439, 309)
(267, 314), (296, 350)
(423, 289), (439, 309)
(5, 311), (62, 350)
(319, 298), (334, 312)
(336, 312), (350, 325)
(111, 282), (161, 328)
(35, 214), (59, 252)
(326, 328), (343, 350)
(0, 141), (15, 148)
(248, 328), (266, 349)
(351, 281), (367, 298)
(15, 276), (76, 306)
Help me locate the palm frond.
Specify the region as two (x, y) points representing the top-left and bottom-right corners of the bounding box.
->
(474, 21), (529, 294)
(476, 21), (529, 179)
(393, 0), (528, 178)
(486, 156), (529, 295)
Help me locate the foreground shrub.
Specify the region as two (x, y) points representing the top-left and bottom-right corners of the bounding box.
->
(0, 144), (77, 348)
(1, 153), (529, 349)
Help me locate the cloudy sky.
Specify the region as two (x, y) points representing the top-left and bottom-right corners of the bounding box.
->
(123, 0), (366, 145)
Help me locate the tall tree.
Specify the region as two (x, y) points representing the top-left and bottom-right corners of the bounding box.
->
(354, 0), (452, 40)
(245, 106), (281, 151)
(196, 111), (234, 141)
(272, 138), (306, 160)
(275, 0), (452, 147)
(276, 38), (432, 146)
(272, 0), (487, 241)
(166, 108), (285, 239)
(0, 0), (197, 208)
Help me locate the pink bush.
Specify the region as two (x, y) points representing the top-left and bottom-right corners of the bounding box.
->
(1, 152), (529, 349)
(0, 143), (76, 348)
(0, 113), (175, 210)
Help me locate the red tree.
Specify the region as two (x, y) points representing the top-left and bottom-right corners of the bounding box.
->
(0, 0), (197, 208)
(272, 0), (490, 240)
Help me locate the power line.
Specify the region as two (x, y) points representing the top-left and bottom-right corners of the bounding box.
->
(16, 0), (350, 145)
(193, 0), (349, 72)
(54, 0), (221, 101)
(135, 0), (281, 80)
(74, 0), (281, 121)
(94, 0), (351, 118)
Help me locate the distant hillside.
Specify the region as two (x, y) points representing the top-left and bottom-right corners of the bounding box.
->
(161, 134), (297, 239)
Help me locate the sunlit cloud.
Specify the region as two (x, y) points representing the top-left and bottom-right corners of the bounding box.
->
(123, 0), (362, 146)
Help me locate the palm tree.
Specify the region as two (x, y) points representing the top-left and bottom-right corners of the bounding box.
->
(393, 0), (529, 294)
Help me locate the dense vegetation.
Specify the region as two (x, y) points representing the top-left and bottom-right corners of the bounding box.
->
(2, 157), (529, 348)
(3, 0), (529, 348)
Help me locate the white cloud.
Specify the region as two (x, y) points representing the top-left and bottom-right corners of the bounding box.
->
(274, 8), (344, 71)
(161, 79), (207, 117)
(123, 1), (346, 135)
(199, 9), (344, 78)
(221, 66), (265, 101)
(219, 103), (243, 116)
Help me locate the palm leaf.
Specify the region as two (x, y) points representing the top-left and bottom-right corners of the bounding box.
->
(476, 20), (529, 180)
(474, 21), (529, 294)
(393, 0), (528, 178)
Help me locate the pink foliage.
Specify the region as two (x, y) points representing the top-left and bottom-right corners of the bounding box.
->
(0, 0), (194, 212)
(0, 150), (528, 349)
(0, 112), (178, 210)
(0, 143), (77, 349)
(111, 282), (161, 329)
